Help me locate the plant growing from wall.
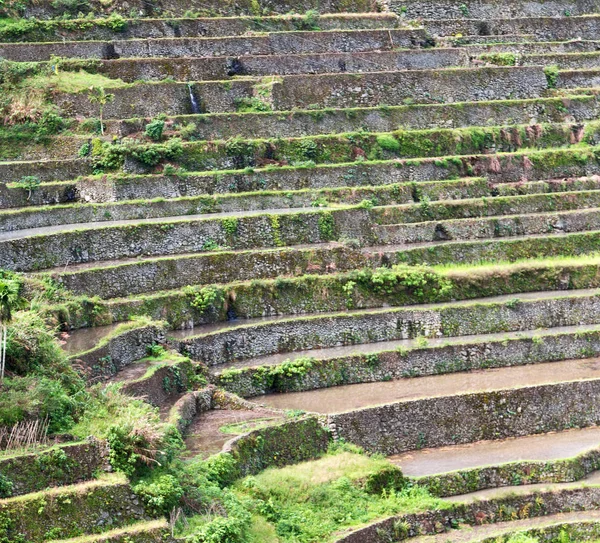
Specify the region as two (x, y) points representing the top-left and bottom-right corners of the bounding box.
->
(13, 175), (40, 201)
(87, 86), (114, 136)
(145, 118), (165, 142)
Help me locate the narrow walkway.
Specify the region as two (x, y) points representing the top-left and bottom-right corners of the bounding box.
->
(250, 357), (600, 413)
(411, 510), (600, 543)
(390, 427), (600, 477)
(62, 287), (600, 355)
(447, 470), (600, 503)
(214, 322), (600, 371)
(0, 206), (323, 242)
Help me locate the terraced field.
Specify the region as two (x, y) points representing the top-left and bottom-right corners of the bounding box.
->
(7, 0), (600, 541)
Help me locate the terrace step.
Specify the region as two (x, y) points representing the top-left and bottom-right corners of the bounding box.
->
(250, 357), (600, 413)
(0, 474), (147, 543)
(468, 39), (600, 55)
(0, 205), (325, 242)
(437, 34), (536, 46)
(411, 511), (600, 543)
(52, 66), (547, 118)
(374, 206), (600, 245)
(166, 287), (600, 366)
(6, 177), (600, 233)
(392, 0), (600, 20)
(47, 520), (170, 543)
(70, 49), (467, 83)
(423, 14), (600, 40)
(0, 13), (402, 43)
(112, 93), (599, 140)
(213, 321), (600, 374)
(108, 355), (196, 407)
(377, 229), (600, 266)
(0, 440), (108, 496)
(0, 28), (428, 62)
(392, 426), (600, 479)
(21, 0), (379, 19)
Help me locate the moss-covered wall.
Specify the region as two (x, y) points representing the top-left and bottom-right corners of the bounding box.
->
(224, 416), (331, 477)
(0, 439), (108, 497)
(0, 480), (148, 542)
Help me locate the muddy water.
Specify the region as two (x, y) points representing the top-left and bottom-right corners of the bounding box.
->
(390, 426), (600, 477)
(251, 358), (600, 413)
(61, 323), (123, 355)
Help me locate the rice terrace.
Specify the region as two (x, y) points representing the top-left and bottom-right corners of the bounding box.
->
(7, 0), (600, 541)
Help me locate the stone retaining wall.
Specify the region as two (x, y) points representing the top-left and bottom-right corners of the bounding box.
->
(336, 486), (600, 543)
(70, 324), (166, 382)
(0, 480), (147, 542)
(0, 439), (109, 497)
(215, 327), (600, 397)
(329, 379), (600, 455)
(177, 293), (600, 365)
(417, 447), (600, 497)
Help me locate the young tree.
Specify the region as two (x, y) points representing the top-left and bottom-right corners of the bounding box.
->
(88, 86), (115, 136)
(0, 279), (20, 381)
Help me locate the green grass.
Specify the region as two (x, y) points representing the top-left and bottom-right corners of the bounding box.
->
(25, 70), (127, 93)
(224, 445), (445, 543)
(432, 252), (600, 273)
(69, 384), (162, 440)
(180, 444), (446, 543)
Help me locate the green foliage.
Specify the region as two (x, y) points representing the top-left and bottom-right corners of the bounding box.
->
(0, 375), (81, 431)
(0, 475), (12, 499)
(134, 473), (184, 517)
(294, 9), (320, 30)
(480, 53), (517, 66)
(12, 175), (40, 201)
(77, 142), (90, 157)
(318, 212), (335, 241)
(35, 110), (67, 136)
(544, 65), (560, 89)
(366, 265), (453, 301)
(187, 449), (441, 543)
(234, 97), (272, 113)
(146, 343), (166, 358)
(186, 286), (225, 316)
(0, 277), (19, 323)
(376, 134), (401, 153)
(222, 217), (239, 237)
(107, 422), (182, 477)
(145, 118), (165, 142)
(92, 138), (184, 171)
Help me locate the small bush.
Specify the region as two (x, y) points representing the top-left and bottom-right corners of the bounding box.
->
(145, 119), (165, 142)
(134, 473), (184, 517)
(376, 134), (401, 153)
(13, 175), (40, 200)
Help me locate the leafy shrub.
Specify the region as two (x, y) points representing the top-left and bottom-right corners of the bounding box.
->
(134, 473), (184, 517)
(146, 343), (166, 358)
(186, 286), (225, 316)
(376, 134), (401, 153)
(145, 119), (165, 142)
(0, 475), (13, 498)
(0, 375), (80, 432)
(78, 142), (91, 157)
(12, 175), (40, 200)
